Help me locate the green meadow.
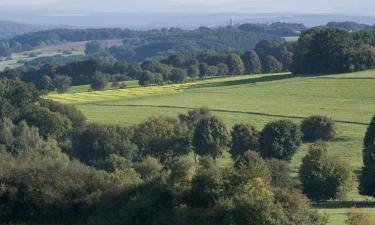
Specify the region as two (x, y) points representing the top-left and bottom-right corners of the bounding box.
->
(48, 70), (375, 224)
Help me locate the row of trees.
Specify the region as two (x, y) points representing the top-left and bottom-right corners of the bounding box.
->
(0, 39), (293, 91)
(292, 27), (375, 74)
(138, 40), (293, 86)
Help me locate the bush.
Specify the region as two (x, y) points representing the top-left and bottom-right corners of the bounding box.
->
(299, 143), (354, 201)
(301, 115), (336, 142)
(347, 209), (375, 225)
(259, 120), (302, 160)
(230, 123), (259, 160)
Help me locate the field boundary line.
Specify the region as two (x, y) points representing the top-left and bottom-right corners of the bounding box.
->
(91, 103), (368, 126)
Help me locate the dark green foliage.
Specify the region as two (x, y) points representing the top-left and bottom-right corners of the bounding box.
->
(192, 116), (230, 159)
(85, 40), (106, 55)
(0, 119), (69, 162)
(189, 159), (224, 207)
(0, 79), (40, 121)
(138, 71), (163, 86)
(179, 107), (211, 131)
(226, 53), (245, 75)
(133, 117), (191, 162)
(134, 157), (164, 180)
(354, 30), (375, 46)
(0, 157), (140, 223)
(234, 151), (271, 183)
(360, 144), (375, 197)
(90, 72), (108, 90)
(37, 75), (55, 92)
(22, 106), (73, 143)
(301, 115), (336, 142)
(299, 143), (354, 201)
(242, 50), (262, 74)
(40, 100), (86, 132)
(170, 68), (188, 83)
(266, 159), (295, 189)
(292, 27), (375, 74)
(230, 123), (259, 160)
(54, 75), (72, 93)
(259, 120), (302, 160)
(327, 21), (373, 33)
(73, 123), (137, 167)
(364, 114), (375, 148)
(263, 55), (283, 73)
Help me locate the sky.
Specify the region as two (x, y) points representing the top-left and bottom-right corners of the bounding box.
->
(0, 0), (374, 14)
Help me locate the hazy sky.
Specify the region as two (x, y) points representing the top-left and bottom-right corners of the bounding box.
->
(1, 0), (374, 14)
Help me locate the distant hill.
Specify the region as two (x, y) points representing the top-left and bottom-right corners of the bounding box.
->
(0, 20), (57, 40)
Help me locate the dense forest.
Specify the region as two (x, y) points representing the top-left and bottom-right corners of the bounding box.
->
(0, 22), (306, 61)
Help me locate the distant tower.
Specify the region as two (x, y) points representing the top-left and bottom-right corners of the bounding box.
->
(230, 17), (234, 27)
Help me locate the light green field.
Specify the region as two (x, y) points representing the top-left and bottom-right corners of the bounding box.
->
(48, 70), (375, 224)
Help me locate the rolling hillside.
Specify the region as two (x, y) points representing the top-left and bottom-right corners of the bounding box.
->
(48, 70), (375, 225)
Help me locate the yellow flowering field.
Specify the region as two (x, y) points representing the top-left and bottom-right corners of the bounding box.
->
(46, 82), (197, 104)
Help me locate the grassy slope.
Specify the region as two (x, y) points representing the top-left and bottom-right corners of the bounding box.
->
(0, 39), (123, 71)
(48, 70), (375, 224)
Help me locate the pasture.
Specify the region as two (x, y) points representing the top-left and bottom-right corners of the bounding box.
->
(48, 70), (375, 224)
(0, 38), (123, 71)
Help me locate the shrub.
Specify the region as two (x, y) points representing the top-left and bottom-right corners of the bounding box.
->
(301, 115), (336, 142)
(230, 123), (259, 160)
(347, 209), (375, 225)
(259, 120), (302, 160)
(299, 143), (354, 201)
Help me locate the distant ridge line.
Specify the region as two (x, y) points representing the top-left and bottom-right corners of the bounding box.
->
(92, 103), (368, 126)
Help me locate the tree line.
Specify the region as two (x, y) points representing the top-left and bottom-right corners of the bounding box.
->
(0, 39), (293, 91)
(0, 22), (307, 60)
(292, 27), (375, 74)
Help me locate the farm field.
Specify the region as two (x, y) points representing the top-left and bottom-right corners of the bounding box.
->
(48, 70), (375, 224)
(0, 38), (123, 71)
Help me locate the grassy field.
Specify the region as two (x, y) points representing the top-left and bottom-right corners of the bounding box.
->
(0, 38), (123, 71)
(47, 70), (375, 224)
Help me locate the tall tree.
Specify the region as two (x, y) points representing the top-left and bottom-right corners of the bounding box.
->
(230, 123), (259, 159)
(226, 53), (245, 75)
(193, 116), (229, 159)
(242, 50), (262, 74)
(259, 120), (302, 160)
(299, 143), (354, 201)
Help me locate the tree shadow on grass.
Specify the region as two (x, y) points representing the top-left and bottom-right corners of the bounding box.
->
(314, 201), (375, 209)
(191, 73), (298, 89)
